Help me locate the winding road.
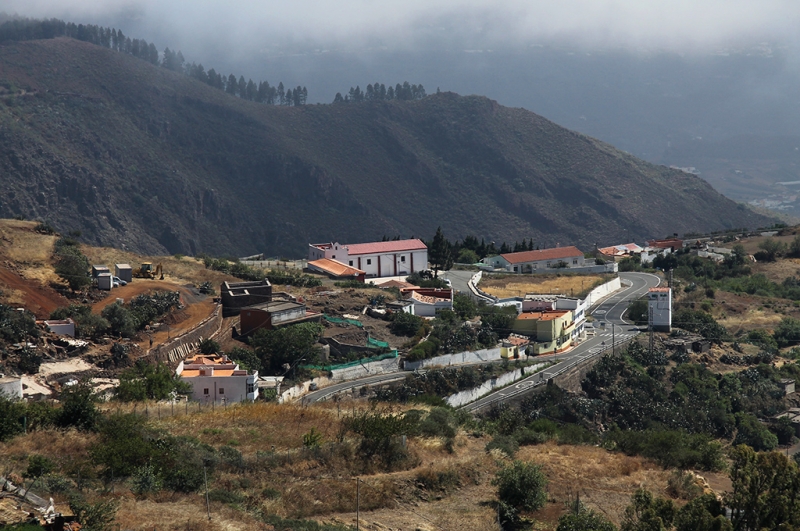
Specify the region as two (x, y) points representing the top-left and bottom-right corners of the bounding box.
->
(303, 272), (661, 406)
(462, 271), (661, 412)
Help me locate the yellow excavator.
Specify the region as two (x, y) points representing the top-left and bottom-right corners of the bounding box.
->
(134, 262), (164, 280)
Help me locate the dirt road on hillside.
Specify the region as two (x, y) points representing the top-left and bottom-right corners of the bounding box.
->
(92, 280), (216, 353)
(0, 267), (71, 317)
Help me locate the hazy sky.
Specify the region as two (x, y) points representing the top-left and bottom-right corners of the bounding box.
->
(4, 0), (799, 56)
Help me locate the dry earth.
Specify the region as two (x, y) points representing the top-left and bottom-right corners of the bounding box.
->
(479, 274), (608, 299)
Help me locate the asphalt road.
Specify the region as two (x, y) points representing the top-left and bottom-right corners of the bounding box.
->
(461, 271), (661, 412)
(304, 271), (660, 406)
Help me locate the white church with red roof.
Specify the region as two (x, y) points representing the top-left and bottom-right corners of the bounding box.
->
(308, 239), (428, 278)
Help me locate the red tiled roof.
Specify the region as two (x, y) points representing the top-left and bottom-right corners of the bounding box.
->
(501, 246), (583, 264)
(345, 239), (427, 256)
(308, 258), (365, 277)
(649, 287), (670, 292)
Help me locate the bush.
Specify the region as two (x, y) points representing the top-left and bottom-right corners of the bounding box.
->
(116, 360), (192, 401)
(199, 338), (221, 354)
(389, 311), (424, 337)
(56, 380), (99, 431)
(486, 435), (519, 458)
(0, 304), (37, 343)
(130, 464), (163, 495)
(418, 408), (457, 438)
(101, 303), (136, 338)
(606, 429), (724, 471)
(493, 460), (548, 524)
(208, 488), (246, 505)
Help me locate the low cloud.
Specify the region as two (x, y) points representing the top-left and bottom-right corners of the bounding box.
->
(4, 0), (800, 56)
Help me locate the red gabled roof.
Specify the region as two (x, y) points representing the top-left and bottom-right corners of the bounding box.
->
(500, 246), (583, 264)
(345, 239), (427, 256)
(308, 258), (365, 277)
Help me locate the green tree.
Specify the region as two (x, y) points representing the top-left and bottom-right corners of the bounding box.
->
(756, 238), (786, 262)
(116, 360), (191, 401)
(726, 445), (800, 531)
(621, 489), (675, 531)
(249, 322), (322, 374)
(453, 293), (477, 320)
(674, 494), (732, 531)
(734, 413), (778, 451)
(626, 299), (649, 326)
(54, 245), (91, 291)
(493, 460), (548, 525)
(389, 312), (424, 337)
(56, 380), (99, 431)
(557, 503), (617, 531)
(227, 346), (261, 372)
(101, 302), (136, 338)
(774, 316), (800, 348)
(198, 338), (221, 354)
(457, 248), (479, 264)
(429, 227), (453, 278)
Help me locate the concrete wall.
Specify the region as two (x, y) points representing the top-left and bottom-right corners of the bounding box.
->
(146, 304), (223, 365)
(329, 357), (400, 381)
(584, 276), (622, 307)
(403, 347), (502, 371)
(445, 362), (548, 407)
(183, 373), (256, 403)
(0, 378), (23, 399)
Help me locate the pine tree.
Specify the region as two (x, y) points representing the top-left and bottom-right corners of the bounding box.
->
(429, 227), (453, 278)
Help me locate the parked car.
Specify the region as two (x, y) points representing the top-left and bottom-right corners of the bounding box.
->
(112, 276), (127, 286)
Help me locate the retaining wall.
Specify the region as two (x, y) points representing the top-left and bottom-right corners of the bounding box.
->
(329, 357), (401, 381)
(403, 347), (501, 371)
(145, 304), (223, 365)
(584, 276), (622, 308)
(445, 362), (548, 407)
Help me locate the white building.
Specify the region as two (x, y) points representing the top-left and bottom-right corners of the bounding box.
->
(44, 319), (76, 337)
(648, 287), (672, 332)
(308, 239), (428, 278)
(0, 376), (23, 399)
(482, 246), (586, 273)
(176, 354), (258, 403)
(406, 288), (453, 317)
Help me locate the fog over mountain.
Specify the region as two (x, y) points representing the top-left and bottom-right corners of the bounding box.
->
(5, 1), (800, 215)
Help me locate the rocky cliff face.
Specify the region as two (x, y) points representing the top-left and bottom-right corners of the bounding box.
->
(0, 38), (775, 256)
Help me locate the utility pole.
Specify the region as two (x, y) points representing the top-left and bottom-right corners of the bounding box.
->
(204, 465), (211, 521)
(355, 478), (360, 531)
(612, 323), (615, 355)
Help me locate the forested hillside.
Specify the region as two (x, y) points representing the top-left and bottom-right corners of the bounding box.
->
(0, 33), (774, 256)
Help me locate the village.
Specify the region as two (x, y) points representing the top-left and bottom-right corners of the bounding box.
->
(3, 218), (800, 530)
(0, 228), (690, 407)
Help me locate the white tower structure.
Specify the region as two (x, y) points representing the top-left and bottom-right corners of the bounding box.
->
(648, 287), (672, 332)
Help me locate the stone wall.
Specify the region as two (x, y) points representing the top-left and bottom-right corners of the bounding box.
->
(145, 304), (223, 365)
(403, 347), (501, 371)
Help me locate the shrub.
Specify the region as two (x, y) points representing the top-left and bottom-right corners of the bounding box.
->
(418, 408), (457, 438)
(486, 435), (519, 458)
(199, 338), (221, 354)
(389, 311), (424, 337)
(493, 460), (548, 525)
(208, 488), (246, 505)
(130, 464), (163, 495)
(666, 470), (703, 500)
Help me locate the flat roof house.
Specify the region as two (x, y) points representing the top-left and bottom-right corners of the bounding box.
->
(309, 239), (428, 278)
(483, 246), (585, 273)
(238, 300), (321, 336)
(512, 309), (576, 355)
(176, 354), (258, 403)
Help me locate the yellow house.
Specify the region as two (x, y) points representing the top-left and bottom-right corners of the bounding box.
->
(501, 335), (531, 359)
(512, 310), (575, 355)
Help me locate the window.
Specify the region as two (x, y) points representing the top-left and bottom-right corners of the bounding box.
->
(349, 261), (353, 266)
(367, 259), (372, 265)
(332, 254), (336, 259)
(573, 259), (578, 264)
(203, 388), (209, 395)
(247, 383), (255, 394)
(513, 266), (518, 272)
(219, 388), (224, 395)
(546, 262), (551, 268)
(401, 256), (406, 262)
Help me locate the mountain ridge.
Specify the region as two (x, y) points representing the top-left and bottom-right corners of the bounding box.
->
(0, 37), (774, 256)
